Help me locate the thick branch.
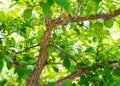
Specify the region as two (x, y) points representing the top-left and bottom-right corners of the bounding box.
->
(39, 68), (89, 86)
(52, 8), (120, 27)
(39, 61), (120, 86)
(26, 15), (53, 86)
(54, 68), (89, 86)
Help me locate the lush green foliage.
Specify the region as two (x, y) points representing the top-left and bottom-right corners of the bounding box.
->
(0, 0), (120, 86)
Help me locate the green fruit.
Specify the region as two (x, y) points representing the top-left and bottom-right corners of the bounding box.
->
(109, 4), (116, 12)
(104, 19), (113, 28)
(23, 9), (32, 18)
(47, 45), (55, 54)
(94, 22), (103, 31)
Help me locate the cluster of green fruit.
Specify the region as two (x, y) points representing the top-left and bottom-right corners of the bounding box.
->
(94, 18), (114, 31)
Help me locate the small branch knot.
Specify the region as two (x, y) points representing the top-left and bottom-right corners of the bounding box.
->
(44, 15), (52, 28)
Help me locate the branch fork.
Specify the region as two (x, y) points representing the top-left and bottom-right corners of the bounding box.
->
(26, 8), (120, 86)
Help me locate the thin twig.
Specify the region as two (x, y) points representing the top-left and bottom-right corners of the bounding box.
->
(46, 62), (62, 65)
(15, 44), (39, 54)
(50, 44), (80, 65)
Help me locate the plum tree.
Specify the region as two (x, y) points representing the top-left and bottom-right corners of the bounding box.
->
(0, 0), (120, 86)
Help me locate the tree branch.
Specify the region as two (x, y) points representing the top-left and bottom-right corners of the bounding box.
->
(39, 68), (89, 86)
(38, 60), (120, 86)
(15, 44), (39, 54)
(26, 15), (53, 86)
(52, 8), (120, 27)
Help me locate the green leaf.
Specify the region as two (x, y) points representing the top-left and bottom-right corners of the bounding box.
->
(40, 0), (53, 15)
(23, 54), (32, 62)
(93, 36), (97, 42)
(48, 82), (55, 86)
(74, 28), (80, 35)
(46, 0), (53, 7)
(93, 0), (101, 6)
(29, 60), (37, 65)
(52, 66), (59, 73)
(63, 57), (71, 69)
(92, 75), (101, 81)
(54, 0), (69, 11)
(78, 76), (89, 85)
(14, 68), (25, 81)
(0, 53), (3, 72)
(26, 27), (31, 37)
(5, 55), (13, 69)
(10, 38), (16, 46)
(113, 69), (120, 76)
(115, 79), (120, 86)
(85, 47), (96, 53)
(23, 8), (32, 19)
(0, 79), (7, 86)
(23, 69), (32, 79)
(69, 65), (76, 72)
(47, 45), (56, 54)
(62, 80), (72, 86)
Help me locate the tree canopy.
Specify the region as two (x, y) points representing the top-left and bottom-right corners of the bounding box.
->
(0, 0), (120, 86)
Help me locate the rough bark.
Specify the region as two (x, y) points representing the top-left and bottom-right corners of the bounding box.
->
(39, 68), (89, 86)
(26, 15), (53, 86)
(52, 8), (120, 27)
